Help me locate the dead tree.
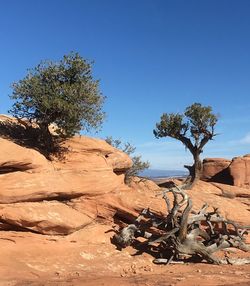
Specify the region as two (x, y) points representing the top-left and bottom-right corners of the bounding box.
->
(114, 184), (250, 265)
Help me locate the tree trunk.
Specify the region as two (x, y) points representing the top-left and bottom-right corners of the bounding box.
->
(194, 154), (202, 179)
(184, 153), (202, 189)
(39, 122), (54, 152)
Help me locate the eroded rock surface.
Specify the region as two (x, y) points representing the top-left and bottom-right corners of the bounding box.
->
(229, 154), (250, 188)
(0, 137), (51, 173)
(0, 201), (93, 235)
(0, 118), (250, 284)
(0, 135), (133, 234)
(1, 132), (250, 235)
(202, 158), (231, 183)
(0, 169), (124, 203)
(202, 155), (250, 188)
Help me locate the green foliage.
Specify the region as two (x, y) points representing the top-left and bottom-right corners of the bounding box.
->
(153, 113), (188, 139)
(105, 136), (150, 183)
(126, 155), (150, 180)
(184, 103), (218, 142)
(9, 52), (105, 150)
(153, 103), (219, 186)
(154, 103), (218, 153)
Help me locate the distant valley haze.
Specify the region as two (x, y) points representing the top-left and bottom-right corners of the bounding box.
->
(139, 169), (188, 179)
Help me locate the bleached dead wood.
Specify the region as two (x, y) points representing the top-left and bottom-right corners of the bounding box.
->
(114, 183), (250, 265)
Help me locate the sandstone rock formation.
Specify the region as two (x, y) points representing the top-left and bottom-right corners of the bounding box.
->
(0, 115), (249, 234)
(0, 131), (249, 235)
(202, 155), (250, 188)
(0, 133), (134, 234)
(229, 154), (250, 188)
(202, 158), (231, 183)
(186, 180), (250, 226)
(211, 182), (250, 199)
(0, 116), (249, 284)
(0, 137), (51, 173)
(0, 201), (93, 235)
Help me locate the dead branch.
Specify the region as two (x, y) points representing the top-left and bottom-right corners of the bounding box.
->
(113, 183), (250, 265)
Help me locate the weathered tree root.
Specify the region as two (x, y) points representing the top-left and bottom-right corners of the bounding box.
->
(113, 184), (250, 265)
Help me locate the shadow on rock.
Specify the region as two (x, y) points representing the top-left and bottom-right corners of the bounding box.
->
(0, 120), (68, 160)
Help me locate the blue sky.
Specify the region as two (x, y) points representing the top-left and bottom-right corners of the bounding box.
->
(0, 0), (250, 169)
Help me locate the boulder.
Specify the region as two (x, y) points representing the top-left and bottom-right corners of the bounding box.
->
(202, 155), (250, 188)
(229, 155), (250, 188)
(0, 201), (92, 235)
(202, 158), (232, 184)
(58, 136), (132, 173)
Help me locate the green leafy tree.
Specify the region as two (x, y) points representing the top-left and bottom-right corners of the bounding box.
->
(153, 103), (218, 188)
(9, 52), (105, 151)
(105, 136), (150, 184)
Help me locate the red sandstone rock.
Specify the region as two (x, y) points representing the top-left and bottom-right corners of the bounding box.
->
(202, 155), (250, 188)
(129, 177), (160, 192)
(0, 116), (250, 284)
(0, 201), (93, 235)
(211, 182), (250, 198)
(180, 180), (250, 226)
(0, 226), (250, 285)
(0, 170), (125, 203)
(202, 158), (231, 183)
(229, 155), (250, 188)
(69, 184), (166, 224)
(0, 138), (51, 173)
(70, 179), (250, 227)
(0, 136), (132, 204)
(0, 130), (133, 233)
(0, 116), (249, 235)
(58, 136), (132, 173)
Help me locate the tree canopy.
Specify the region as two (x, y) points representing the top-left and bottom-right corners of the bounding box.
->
(9, 52), (105, 150)
(153, 103), (218, 187)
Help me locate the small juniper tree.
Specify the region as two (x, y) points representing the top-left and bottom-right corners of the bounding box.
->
(9, 52), (105, 151)
(105, 137), (150, 184)
(153, 103), (218, 188)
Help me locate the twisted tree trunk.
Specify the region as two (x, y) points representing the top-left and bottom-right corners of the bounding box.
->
(38, 122), (54, 152)
(184, 151), (202, 189)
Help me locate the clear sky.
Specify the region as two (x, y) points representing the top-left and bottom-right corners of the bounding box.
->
(1, 0), (250, 169)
